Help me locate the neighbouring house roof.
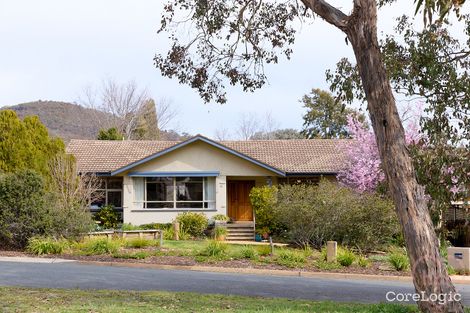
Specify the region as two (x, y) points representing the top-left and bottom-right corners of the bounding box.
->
(66, 135), (348, 176)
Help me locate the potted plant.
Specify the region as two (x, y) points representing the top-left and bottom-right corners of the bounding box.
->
(214, 225), (228, 241)
(259, 227), (270, 241)
(212, 214), (230, 226)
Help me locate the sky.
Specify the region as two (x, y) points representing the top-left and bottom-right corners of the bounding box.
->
(0, 0), (417, 138)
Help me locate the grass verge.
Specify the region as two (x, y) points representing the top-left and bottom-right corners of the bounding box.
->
(0, 287), (422, 313)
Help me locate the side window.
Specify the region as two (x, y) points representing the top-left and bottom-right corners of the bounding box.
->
(91, 177), (123, 209)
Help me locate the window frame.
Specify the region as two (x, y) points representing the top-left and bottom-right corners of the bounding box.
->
(92, 177), (123, 209)
(143, 177), (215, 210)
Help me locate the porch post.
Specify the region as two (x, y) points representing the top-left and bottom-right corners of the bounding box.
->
(215, 175), (227, 216)
(122, 175), (134, 224)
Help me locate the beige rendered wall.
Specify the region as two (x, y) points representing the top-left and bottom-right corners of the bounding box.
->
(122, 141), (278, 225)
(128, 141), (277, 176)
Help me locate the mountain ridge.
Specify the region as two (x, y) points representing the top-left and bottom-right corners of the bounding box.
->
(2, 100), (187, 142)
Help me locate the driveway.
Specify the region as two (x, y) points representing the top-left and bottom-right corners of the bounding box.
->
(1, 259), (469, 305)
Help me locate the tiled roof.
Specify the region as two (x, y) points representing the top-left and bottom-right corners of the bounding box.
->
(222, 140), (346, 174)
(66, 136), (348, 175)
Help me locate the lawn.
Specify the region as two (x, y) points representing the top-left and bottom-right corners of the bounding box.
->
(0, 287), (420, 313)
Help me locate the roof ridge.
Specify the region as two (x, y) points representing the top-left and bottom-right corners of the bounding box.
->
(67, 136), (348, 175)
(68, 138), (350, 143)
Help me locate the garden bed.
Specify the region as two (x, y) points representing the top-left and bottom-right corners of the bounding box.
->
(0, 239), (413, 277)
(55, 254), (408, 276)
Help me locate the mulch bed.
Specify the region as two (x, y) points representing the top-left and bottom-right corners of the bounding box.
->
(0, 249), (410, 277)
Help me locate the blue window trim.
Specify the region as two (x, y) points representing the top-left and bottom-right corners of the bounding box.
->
(128, 171), (220, 177)
(110, 135), (286, 177)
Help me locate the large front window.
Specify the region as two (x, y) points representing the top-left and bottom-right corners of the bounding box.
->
(135, 177), (215, 210)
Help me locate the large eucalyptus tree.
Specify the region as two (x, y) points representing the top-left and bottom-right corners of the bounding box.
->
(155, 0), (465, 311)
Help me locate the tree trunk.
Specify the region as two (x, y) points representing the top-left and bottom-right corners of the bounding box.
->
(342, 0), (463, 311)
(302, 0), (463, 310)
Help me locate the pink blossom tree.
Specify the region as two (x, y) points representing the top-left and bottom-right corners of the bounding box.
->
(339, 110), (469, 231)
(338, 104), (424, 194)
(337, 116), (384, 193)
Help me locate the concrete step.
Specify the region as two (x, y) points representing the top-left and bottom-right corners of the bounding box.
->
(227, 236), (254, 241)
(226, 224), (254, 229)
(226, 231), (255, 241)
(227, 233), (255, 237)
(226, 222), (254, 242)
(227, 228), (254, 233)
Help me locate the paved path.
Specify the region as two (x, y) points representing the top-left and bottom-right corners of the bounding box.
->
(1, 260), (469, 304)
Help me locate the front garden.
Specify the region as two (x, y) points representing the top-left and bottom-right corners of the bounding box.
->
(0, 177), (463, 277)
(0, 235), (418, 276)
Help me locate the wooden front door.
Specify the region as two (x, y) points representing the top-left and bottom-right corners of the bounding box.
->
(227, 181), (255, 221)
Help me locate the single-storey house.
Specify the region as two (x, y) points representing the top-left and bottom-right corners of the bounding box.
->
(67, 135), (347, 238)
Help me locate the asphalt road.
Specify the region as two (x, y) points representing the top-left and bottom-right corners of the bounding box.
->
(1, 260), (470, 305)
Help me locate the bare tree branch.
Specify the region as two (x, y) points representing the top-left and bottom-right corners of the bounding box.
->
(214, 127), (232, 141)
(48, 155), (103, 214)
(156, 97), (178, 131)
(301, 0), (349, 30)
(237, 112), (262, 140)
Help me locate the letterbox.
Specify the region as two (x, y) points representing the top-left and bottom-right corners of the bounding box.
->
(448, 247), (470, 271)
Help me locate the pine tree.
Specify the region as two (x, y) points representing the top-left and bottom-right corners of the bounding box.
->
(0, 110), (65, 177)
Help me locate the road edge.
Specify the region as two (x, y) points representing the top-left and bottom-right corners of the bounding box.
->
(2, 255), (468, 284)
(77, 260), (470, 284)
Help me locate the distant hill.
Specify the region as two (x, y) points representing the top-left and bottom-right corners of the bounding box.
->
(3, 101), (110, 142)
(2, 100), (188, 142)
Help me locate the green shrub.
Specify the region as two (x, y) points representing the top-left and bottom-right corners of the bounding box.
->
(200, 240), (228, 257)
(249, 186), (286, 237)
(0, 171), (50, 249)
(337, 248), (356, 267)
(79, 237), (121, 255)
(256, 245), (272, 256)
(27, 237), (68, 255)
(0, 114), (94, 248)
(239, 245), (259, 260)
(447, 265), (457, 275)
(0, 169), (94, 250)
(178, 228), (191, 240)
(314, 259), (342, 270)
(274, 180), (398, 250)
(357, 255), (370, 268)
(134, 223), (175, 240)
(121, 223), (141, 231)
(302, 245), (314, 258)
(319, 246), (362, 267)
(163, 226), (190, 240)
(212, 214), (230, 222)
(275, 249), (306, 268)
(94, 205), (119, 229)
(175, 212), (208, 238)
(388, 249), (409, 271)
(125, 238), (156, 249)
(213, 226), (228, 240)
(140, 223), (172, 230)
(164, 227), (175, 240)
